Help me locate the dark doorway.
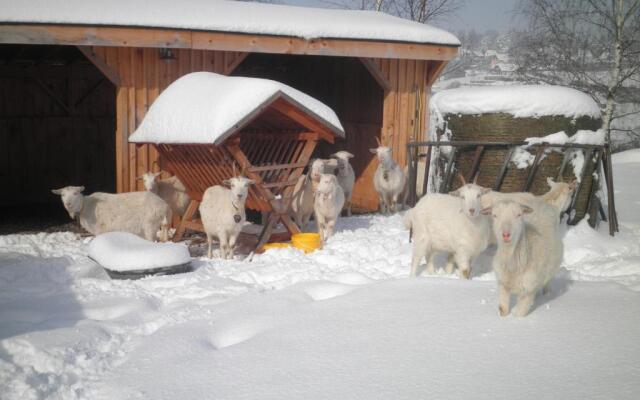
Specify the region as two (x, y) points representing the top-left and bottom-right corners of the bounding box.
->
(0, 44), (116, 234)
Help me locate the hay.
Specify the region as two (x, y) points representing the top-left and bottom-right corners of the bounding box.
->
(443, 113), (602, 219)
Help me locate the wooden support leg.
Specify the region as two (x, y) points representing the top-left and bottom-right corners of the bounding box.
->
(254, 214), (278, 253)
(174, 200), (199, 242)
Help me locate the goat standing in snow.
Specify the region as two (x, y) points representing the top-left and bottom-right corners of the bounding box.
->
(199, 175), (254, 259)
(314, 173), (345, 242)
(289, 158), (338, 230)
(370, 138), (406, 214)
(484, 200), (562, 317)
(404, 182), (492, 278)
(331, 151), (355, 216)
(52, 186), (171, 241)
(139, 172), (191, 218)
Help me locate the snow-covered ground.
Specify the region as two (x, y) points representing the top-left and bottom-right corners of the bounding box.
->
(1, 152), (640, 399)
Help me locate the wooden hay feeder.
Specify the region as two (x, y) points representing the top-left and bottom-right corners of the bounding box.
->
(129, 72), (344, 249)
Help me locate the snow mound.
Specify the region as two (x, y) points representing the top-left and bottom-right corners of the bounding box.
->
(88, 232), (190, 272)
(612, 148), (640, 164)
(129, 72), (344, 144)
(431, 85), (602, 119)
(0, 0), (461, 45)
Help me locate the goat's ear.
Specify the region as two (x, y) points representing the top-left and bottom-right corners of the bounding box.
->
(449, 189), (461, 197)
(247, 179), (255, 186)
(222, 179), (232, 187)
(569, 179), (578, 189)
(481, 207), (492, 215)
(521, 205), (534, 214)
(75, 186), (85, 193)
(369, 148), (378, 154)
(51, 188), (64, 195)
(546, 176), (556, 187)
(153, 172), (162, 178)
(344, 152), (354, 159)
(480, 187), (492, 195)
(137, 175), (144, 181)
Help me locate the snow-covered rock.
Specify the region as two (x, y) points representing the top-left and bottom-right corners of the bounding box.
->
(129, 72), (343, 144)
(88, 232), (190, 272)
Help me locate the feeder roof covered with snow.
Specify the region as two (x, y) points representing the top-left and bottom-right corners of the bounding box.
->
(129, 72), (344, 145)
(431, 85), (601, 119)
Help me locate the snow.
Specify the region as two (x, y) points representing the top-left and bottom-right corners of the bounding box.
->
(129, 72), (344, 145)
(1, 152), (640, 398)
(0, 0), (461, 45)
(87, 232), (190, 272)
(431, 85), (602, 119)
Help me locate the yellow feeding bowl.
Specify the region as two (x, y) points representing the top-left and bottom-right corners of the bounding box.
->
(291, 233), (322, 254)
(262, 242), (293, 251)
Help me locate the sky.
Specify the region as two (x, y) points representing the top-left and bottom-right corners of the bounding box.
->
(280, 0), (521, 33)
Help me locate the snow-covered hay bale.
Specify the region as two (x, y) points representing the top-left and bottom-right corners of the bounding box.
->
(431, 85), (602, 219)
(88, 232), (191, 279)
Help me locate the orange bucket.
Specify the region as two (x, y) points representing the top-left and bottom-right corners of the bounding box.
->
(291, 233), (322, 253)
(261, 242), (293, 252)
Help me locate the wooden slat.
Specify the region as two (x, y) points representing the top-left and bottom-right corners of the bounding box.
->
(77, 46), (121, 85)
(359, 58), (391, 90)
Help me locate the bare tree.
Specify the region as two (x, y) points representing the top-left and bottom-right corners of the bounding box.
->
(322, 0), (465, 23)
(512, 0), (640, 145)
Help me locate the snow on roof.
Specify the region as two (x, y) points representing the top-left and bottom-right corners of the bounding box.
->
(0, 0), (460, 46)
(431, 85), (602, 119)
(129, 72), (344, 145)
(88, 232), (191, 272)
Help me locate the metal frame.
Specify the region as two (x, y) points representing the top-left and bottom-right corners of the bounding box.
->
(406, 140), (619, 236)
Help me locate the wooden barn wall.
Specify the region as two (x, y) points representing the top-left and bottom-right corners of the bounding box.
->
(0, 62), (115, 206)
(91, 46), (247, 193)
(89, 47), (430, 212)
(374, 58), (429, 169)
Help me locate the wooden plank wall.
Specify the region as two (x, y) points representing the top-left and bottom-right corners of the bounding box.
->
(375, 58), (429, 169)
(92, 46), (247, 192)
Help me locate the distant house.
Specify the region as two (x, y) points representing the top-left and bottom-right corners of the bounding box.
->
(0, 0), (459, 211)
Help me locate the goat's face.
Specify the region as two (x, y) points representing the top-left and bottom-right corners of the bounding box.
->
(316, 174), (338, 195)
(331, 151), (354, 171)
(224, 176), (254, 204)
(139, 172), (161, 192)
(450, 183), (491, 218)
(310, 159), (338, 181)
(546, 177), (577, 213)
(483, 201), (533, 245)
(51, 186), (85, 218)
(369, 146), (393, 164)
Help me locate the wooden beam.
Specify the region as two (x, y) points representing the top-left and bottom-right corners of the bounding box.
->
(77, 46), (121, 85)
(223, 52), (249, 75)
(270, 100), (335, 143)
(426, 60), (449, 86)
(359, 58), (391, 90)
(32, 77), (72, 114)
(0, 24), (459, 61)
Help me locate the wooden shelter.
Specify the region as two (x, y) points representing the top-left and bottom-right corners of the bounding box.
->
(0, 0), (459, 213)
(129, 72), (344, 245)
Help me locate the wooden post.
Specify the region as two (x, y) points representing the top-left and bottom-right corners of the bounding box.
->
(494, 146), (514, 191)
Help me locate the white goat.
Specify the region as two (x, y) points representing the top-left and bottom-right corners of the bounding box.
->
(314, 173), (345, 242)
(370, 141), (406, 214)
(331, 151), (355, 217)
(51, 186), (171, 241)
(288, 158), (338, 230)
(482, 177), (577, 217)
(404, 183), (492, 279)
(139, 172), (191, 217)
(483, 200), (562, 317)
(199, 176), (254, 259)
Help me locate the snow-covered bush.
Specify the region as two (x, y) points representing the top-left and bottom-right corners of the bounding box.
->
(199, 176), (254, 259)
(314, 174), (345, 242)
(51, 186), (171, 241)
(330, 151), (355, 216)
(484, 200), (562, 317)
(404, 183), (492, 278)
(139, 172), (191, 217)
(370, 142), (406, 214)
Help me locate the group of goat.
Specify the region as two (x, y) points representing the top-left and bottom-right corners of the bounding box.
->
(51, 138), (574, 316)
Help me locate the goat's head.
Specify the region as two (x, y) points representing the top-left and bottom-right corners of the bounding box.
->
(223, 176), (254, 204)
(449, 182), (491, 219)
(316, 173), (339, 196)
(138, 172), (162, 192)
(482, 200), (533, 245)
(51, 186), (85, 218)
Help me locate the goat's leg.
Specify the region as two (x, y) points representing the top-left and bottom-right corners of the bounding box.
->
(410, 242), (428, 277)
(498, 283), (511, 316)
(426, 253), (437, 274)
(455, 253), (472, 279)
(218, 232), (229, 259)
(444, 254), (455, 274)
(325, 220), (336, 240)
(207, 234), (213, 259)
(513, 292), (535, 317)
(228, 233), (238, 259)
